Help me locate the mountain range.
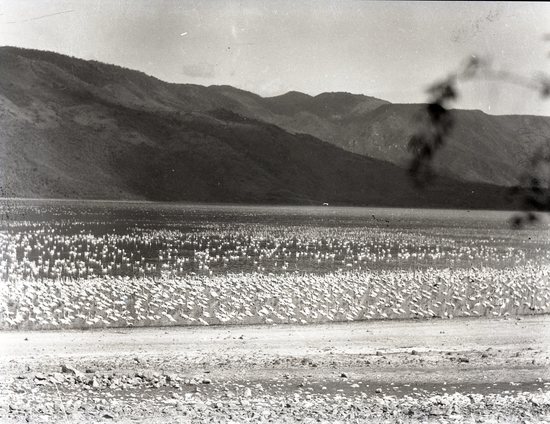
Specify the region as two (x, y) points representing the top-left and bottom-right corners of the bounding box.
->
(1, 46), (548, 208)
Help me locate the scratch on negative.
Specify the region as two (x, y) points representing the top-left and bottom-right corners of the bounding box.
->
(10, 9), (74, 24)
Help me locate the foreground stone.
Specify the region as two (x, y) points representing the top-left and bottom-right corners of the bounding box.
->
(3, 385), (550, 423)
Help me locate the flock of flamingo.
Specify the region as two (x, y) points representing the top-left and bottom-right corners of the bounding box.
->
(0, 222), (546, 280)
(1, 215), (549, 330)
(0, 265), (548, 329)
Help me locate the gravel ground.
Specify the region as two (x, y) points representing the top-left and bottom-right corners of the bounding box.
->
(1, 316), (550, 423)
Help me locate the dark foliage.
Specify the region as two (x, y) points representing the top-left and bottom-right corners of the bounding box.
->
(509, 145), (550, 227)
(408, 55), (550, 228)
(407, 82), (456, 186)
(408, 57), (481, 186)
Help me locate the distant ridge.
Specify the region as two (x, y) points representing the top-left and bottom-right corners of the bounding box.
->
(2, 46), (548, 185)
(0, 46), (529, 208)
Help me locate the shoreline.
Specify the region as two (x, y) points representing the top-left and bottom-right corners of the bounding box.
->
(2, 315), (549, 422)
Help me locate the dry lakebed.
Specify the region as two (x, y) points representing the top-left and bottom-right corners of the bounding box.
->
(1, 316), (550, 423)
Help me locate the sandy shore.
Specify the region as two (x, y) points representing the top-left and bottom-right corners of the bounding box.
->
(1, 316), (550, 423)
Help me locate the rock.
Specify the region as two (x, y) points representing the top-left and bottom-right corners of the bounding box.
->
(375, 388), (382, 394)
(60, 364), (71, 373)
(12, 386), (26, 394)
(34, 373), (47, 381)
(244, 388), (252, 397)
(60, 364), (84, 378)
(202, 378), (212, 384)
(411, 350), (419, 355)
(52, 373), (65, 383)
(102, 413), (114, 419)
(340, 373), (348, 378)
(429, 406), (446, 416)
(458, 357), (470, 363)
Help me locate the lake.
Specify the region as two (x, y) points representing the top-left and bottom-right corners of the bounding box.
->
(0, 199), (548, 278)
(0, 199), (549, 329)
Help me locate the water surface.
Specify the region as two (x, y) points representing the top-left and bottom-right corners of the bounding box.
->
(1, 200), (548, 279)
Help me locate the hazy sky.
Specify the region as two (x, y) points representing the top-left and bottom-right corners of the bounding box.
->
(1, 1), (550, 115)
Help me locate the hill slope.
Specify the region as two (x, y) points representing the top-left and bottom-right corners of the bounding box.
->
(0, 47), (519, 208)
(3, 46), (548, 187)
